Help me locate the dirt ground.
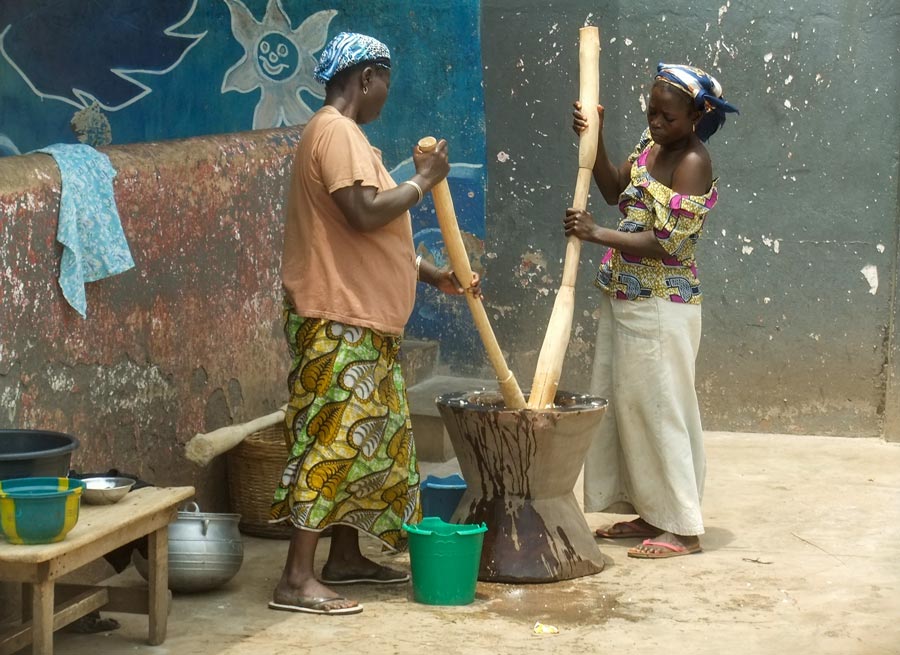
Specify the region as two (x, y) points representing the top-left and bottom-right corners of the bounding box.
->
(45, 431), (900, 655)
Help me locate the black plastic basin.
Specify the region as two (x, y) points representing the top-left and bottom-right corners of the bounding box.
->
(0, 430), (80, 481)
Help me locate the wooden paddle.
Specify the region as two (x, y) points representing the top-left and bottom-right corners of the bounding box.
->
(418, 136), (526, 409)
(527, 26), (600, 409)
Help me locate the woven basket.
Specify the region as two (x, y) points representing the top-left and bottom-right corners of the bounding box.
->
(225, 423), (293, 539)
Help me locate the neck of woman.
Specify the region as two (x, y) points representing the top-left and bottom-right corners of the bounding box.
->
(324, 93), (359, 121)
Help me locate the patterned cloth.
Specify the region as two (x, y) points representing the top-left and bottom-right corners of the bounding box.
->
(595, 129), (717, 305)
(36, 144), (134, 318)
(655, 63), (739, 142)
(271, 307), (421, 551)
(314, 32), (391, 84)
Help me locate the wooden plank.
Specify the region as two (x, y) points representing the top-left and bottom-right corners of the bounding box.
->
(147, 527), (168, 646)
(0, 486), (194, 582)
(56, 584), (154, 615)
(105, 586), (152, 615)
(0, 587), (108, 655)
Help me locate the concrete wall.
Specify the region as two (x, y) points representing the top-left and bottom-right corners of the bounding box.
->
(479, 0), (900, 440)
(0, 128), (300, 508)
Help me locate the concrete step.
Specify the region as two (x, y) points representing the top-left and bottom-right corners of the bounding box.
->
(398, 339), (439, 388)
(406, 375), (498, 462)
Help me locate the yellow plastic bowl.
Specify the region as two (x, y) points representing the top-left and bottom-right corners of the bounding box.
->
(0, 477), (85, 544)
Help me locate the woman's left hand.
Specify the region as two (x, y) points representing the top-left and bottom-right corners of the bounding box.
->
(436, 270), (482, 298)
(564, 207), (601, 242)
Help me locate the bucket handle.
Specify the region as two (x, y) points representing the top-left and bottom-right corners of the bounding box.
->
(403, 522), (487, 536)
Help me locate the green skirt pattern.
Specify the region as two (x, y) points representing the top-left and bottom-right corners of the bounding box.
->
(270, 308), (421, 551)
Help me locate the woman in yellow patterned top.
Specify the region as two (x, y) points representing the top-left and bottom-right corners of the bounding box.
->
(567, 63), (738, 559)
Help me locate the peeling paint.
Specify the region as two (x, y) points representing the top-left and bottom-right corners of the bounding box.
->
(860, 265), (879, 295)
(0, 127), (296, 490)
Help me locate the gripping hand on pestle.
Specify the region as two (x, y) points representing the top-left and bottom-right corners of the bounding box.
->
(411, 138), (450, 191)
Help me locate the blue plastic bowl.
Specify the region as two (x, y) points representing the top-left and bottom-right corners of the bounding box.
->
(0, 477), (86, 544)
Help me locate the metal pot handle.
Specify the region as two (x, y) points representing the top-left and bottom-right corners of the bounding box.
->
(179, 502), (210, 535)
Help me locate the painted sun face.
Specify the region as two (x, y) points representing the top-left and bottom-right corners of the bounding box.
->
(222, 2), (336, 128)
(256, 32), (298, 82)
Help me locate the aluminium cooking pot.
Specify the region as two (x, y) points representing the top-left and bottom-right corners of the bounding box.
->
(133, 501), (243, 592)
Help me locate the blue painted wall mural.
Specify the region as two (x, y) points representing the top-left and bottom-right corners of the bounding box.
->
(0, 0), (486, 368)
(0, 1), (206, 150)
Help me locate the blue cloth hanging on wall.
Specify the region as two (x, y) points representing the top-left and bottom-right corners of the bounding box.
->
(35, 144), (135, 318)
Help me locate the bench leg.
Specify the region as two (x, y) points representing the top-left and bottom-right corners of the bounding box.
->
(147, 527), (168, 646)
(31, 579), (53, 655)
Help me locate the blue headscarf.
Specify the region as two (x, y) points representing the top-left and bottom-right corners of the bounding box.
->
(314, 32), (391, 85)
(655, 63), (739, 142)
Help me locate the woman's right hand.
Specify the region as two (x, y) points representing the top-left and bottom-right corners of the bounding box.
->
(572, 101), (605, 136)
(413, 139), (450, 188)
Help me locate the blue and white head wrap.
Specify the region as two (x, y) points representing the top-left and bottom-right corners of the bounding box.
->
(314, 32), (391, 85)
(655, 63), (739, 141)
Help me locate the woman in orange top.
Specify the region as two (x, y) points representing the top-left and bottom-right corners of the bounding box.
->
(270, 33), (478, 615)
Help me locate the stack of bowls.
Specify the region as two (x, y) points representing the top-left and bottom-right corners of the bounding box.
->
(0, 477), (86, 544)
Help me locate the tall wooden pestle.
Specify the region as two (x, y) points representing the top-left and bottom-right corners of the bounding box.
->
(527, 26), (600, 409)
(418, 136), (526, 409)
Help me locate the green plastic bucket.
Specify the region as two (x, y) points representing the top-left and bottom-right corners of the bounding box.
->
(403, 517), (487, 605)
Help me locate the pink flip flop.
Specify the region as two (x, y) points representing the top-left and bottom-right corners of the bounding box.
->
(627, 538), (702, 559)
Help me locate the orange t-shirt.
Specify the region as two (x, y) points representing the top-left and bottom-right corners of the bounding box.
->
(281, 106), (416, 336)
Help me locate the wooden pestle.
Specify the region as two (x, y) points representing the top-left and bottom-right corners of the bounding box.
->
(185, 405), (286, 465)
(527, 26), (600, 409)
(417, 136), (526, 409)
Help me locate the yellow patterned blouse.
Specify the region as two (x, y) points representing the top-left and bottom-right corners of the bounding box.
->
(595, 129), (718, 304)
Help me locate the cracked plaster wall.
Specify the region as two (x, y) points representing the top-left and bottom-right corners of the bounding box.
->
(0, 127), (300, 507)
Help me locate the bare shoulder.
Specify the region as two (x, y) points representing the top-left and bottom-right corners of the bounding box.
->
(672, 145), (713, 195)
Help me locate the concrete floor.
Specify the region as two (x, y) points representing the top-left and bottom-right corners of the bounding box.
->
(49, 432), (899, 655)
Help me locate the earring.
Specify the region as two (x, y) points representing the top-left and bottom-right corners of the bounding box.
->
(363, 86), (368, 95)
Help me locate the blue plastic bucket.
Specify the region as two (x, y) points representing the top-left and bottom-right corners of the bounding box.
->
(420, 474), (466, 522)
(403, 517), (487, 605)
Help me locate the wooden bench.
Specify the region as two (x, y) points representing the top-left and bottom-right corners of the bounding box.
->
(0, 485), (194, 655)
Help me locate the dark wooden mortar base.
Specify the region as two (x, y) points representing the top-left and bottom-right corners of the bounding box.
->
(436, 390), (608, 583)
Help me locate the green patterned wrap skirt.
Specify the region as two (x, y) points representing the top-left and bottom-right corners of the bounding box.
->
(270, 308), (422, 551)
